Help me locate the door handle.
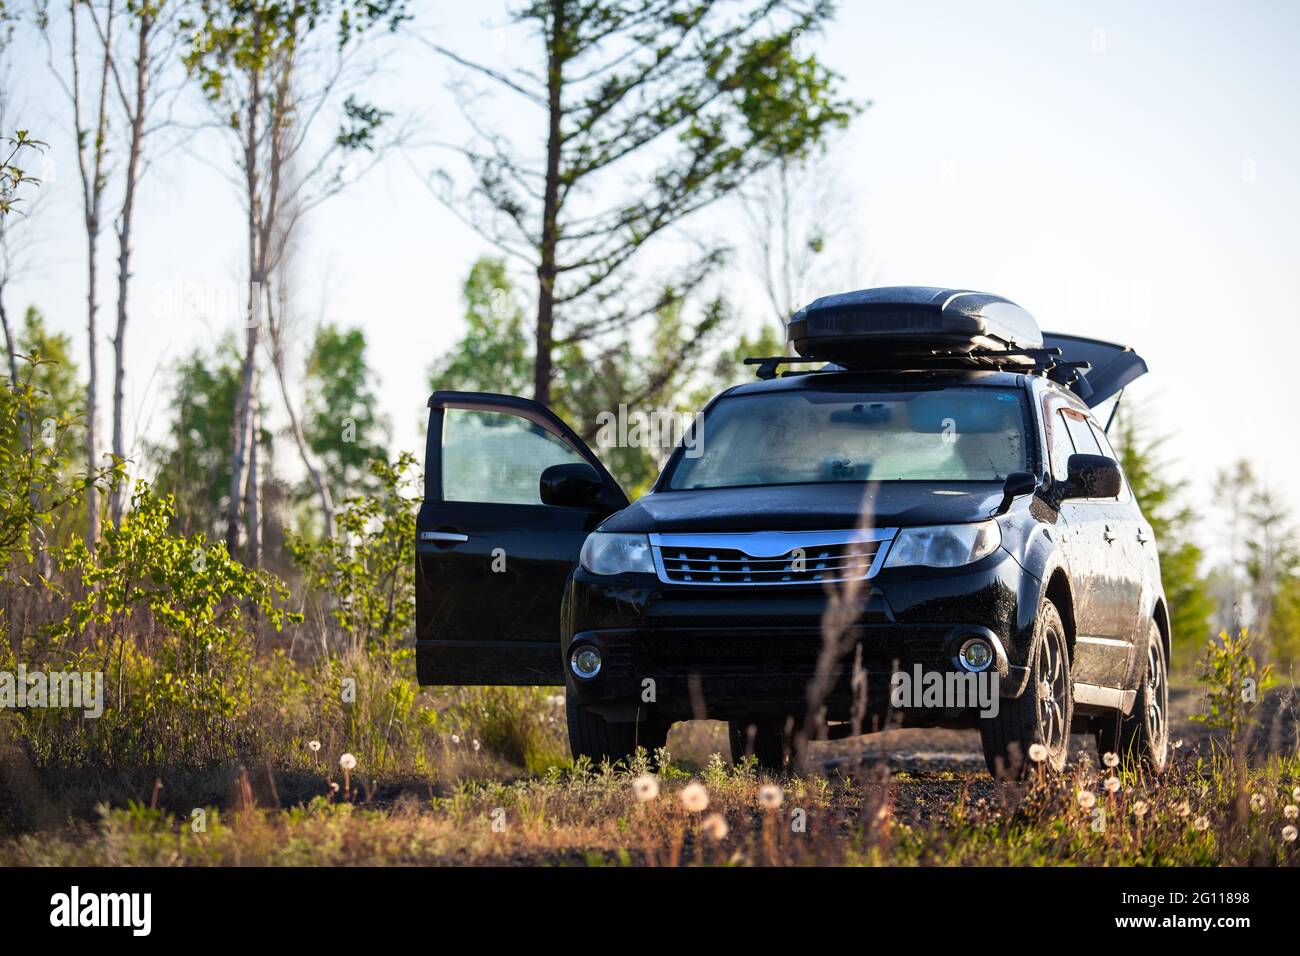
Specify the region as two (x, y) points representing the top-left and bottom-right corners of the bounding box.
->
(419, 531), (469, 543)
(1102, 527), (1117, 543)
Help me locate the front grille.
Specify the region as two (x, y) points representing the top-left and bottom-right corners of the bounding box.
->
(649, 529), (895, 587)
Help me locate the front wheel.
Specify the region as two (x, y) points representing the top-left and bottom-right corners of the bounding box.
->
(1095, 620), (1169, 772)
(566, 696), (668, 767)
(979, 599), (1072, 779)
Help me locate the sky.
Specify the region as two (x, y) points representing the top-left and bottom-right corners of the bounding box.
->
(6, 0), (1300, 547)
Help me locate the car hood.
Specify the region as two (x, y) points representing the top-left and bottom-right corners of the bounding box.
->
(599, 482), (1007, 534)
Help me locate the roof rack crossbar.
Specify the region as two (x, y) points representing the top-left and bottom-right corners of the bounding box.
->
(743, 356), (813, 380)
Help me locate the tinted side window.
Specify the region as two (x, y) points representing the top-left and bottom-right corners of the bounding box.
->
(442, 407), (587, 504)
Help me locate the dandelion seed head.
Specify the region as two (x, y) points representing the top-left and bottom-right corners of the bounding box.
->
(702, 813), (728, 840)
(339, 753), (357, 771)
(1132, 800), (1149, 818)
(758, 784), (784, 810)
(307, 740), (321, 752)
(1251, 793), (1267, 812)
(680, 781), (709, 813)
(632, 775), (659, 803)
(1283, 825), (1298, 843)
(1027, 743), (1048, 763)
(1104, 776), (1121, 793)
(1284, 804), (1298, 820)
(1194, 815), (1211, 832)
(1077, 789), (1096, 810)
(1102, 752), (1119, 768)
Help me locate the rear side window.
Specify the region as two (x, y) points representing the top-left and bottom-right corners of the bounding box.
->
(1061, 410), (1102, 457)
(1046, 407), (1076, 481)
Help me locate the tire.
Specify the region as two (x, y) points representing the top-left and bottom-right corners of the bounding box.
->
(566, 695), (668, 767)
(1095, 620), (1169, 772)
(979, 599), (1072, 779)
(728, 718), (789, 771)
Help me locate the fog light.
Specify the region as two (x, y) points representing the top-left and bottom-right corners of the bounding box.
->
(570, 646), (602, 680)
(958, 638), (994, 673)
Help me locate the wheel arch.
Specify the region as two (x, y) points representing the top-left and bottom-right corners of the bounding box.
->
(1151, 596), (1172, 663)
(1044, 567), (1076, 663)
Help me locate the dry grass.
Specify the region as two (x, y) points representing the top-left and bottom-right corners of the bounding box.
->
(2, 741), (1297, 866)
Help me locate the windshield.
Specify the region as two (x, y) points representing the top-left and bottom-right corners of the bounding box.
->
(665, 386), (1030, 490)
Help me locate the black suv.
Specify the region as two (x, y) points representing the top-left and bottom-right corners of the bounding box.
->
(416, 287), (1170, 778)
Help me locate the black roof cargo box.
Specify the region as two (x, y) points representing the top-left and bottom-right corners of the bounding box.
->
(788, 286), (1042, 367)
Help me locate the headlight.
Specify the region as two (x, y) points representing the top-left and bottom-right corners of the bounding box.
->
(884, 521), (1001, 569)
(579, 533), (655, 576)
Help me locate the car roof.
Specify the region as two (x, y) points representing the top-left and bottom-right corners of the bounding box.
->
(722, 366), (1031, 398)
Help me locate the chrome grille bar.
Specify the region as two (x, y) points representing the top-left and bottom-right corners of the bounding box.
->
(649, 529), (896, 587)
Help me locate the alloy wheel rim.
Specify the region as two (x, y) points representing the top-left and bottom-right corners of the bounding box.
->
(1037, 628), (1068, 755)
(1145, 637), (1168, 752)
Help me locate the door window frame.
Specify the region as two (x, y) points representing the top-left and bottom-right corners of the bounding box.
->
(425, 391), (627, 508)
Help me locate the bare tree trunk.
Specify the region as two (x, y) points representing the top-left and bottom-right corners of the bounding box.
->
(110, 9), (152, 526)
(532, 1), (565, 409)
(266, 284), (335, 538)
(70, 0), (117, 550)
(0, 287), (17, 387)
(226, 74), (262, 554)
(244, 384), (263, 567)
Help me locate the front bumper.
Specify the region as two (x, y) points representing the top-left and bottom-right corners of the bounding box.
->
(562, 546), (1034, 723)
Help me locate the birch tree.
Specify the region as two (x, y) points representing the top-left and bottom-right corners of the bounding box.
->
(182, 0), (406, 561)
(44, 0), (119, 547)
(106, 0), (182, 525)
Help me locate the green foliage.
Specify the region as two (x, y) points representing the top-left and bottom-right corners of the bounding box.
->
(427, 258), (532, 396)
(441, 687), (568, 775)
(1212, 459), (1299, 659)
(1110, 403), (1213, 657)
(49, 482), (297, 691)
(150, 335), (253, 537)
(303, 323), (389, 499)
(0, 351), (111, 574)
(1269, 574), (1300, 664)
(14, 483), (298, 765)
(1191, 629), (1277, 752)
(0, 128), (45, 215)
(14, 308), (81, 419)
(286, 454), (417, 655)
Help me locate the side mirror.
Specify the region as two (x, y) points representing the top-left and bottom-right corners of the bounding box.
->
(540, 462), (608, 509)
(1063, 453), (1121, 500)
(995, 471), (1038, 515)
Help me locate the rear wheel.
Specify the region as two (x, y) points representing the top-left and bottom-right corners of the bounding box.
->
(728, 718), (789, 771)
(566, 696), (668, 767)
(979, 599), (1072, 779)
(1095, 620), (1169, 772)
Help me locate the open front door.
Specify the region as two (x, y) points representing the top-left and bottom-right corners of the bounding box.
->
(1041, 333), (1148, 408)
(416, 392), (628, 686)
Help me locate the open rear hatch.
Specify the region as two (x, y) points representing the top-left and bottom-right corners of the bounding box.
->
(1040, 332), (1148, 408)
